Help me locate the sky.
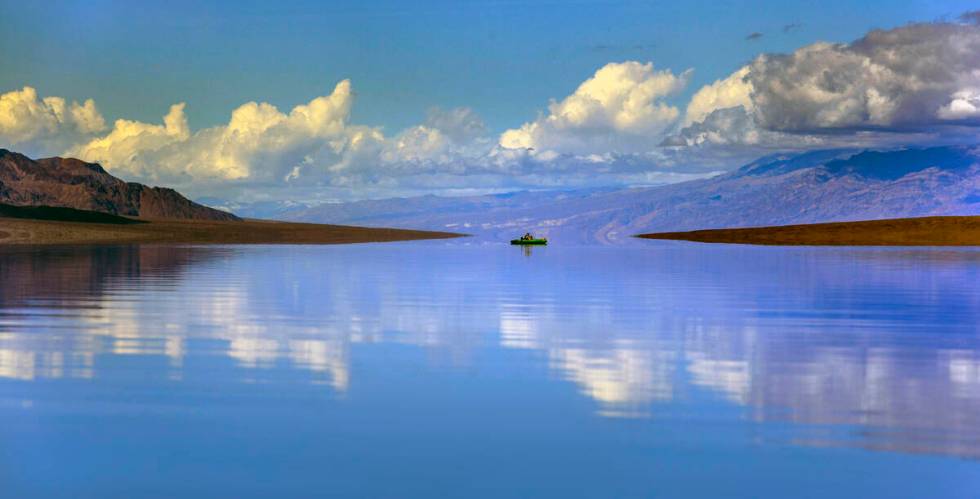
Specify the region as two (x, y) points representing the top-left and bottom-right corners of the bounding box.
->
(1, 0), (979, 202)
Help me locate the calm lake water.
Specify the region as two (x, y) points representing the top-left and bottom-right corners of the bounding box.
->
(1, 241), (979, 498)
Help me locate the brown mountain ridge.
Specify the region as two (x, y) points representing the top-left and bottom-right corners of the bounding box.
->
(0, 148), (239, 221)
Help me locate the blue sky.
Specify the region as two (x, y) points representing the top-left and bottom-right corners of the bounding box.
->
(1, 0), (979, 200)
(2, 0), (970, 132)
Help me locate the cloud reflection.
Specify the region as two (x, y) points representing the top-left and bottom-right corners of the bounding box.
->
(0, 244), (979, 458)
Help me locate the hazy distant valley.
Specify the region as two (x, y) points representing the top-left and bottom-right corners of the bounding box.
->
(206, 146), (980, 244)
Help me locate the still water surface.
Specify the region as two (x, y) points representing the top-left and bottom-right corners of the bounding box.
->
(1, 242), (979, 497)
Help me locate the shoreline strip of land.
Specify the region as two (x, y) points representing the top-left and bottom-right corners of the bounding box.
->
(0, 217), (462, 245)
(636, 216), (980, 246)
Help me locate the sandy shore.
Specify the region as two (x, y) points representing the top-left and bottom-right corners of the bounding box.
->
(0, 217), (463, 245)
(637, 216), (980, 246)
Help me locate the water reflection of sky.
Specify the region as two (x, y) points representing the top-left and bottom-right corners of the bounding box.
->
(0, 243), (979, 496)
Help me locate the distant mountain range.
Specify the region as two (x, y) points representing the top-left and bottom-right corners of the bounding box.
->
(194, 197), (313, 220)
(0, 149), (238, 221)
(10, 144), (970, 241)
(224, 145), (979, 244)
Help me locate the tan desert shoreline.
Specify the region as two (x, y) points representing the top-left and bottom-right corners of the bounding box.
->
(636, 216), (980, 246)
(0, 217), (463, 245)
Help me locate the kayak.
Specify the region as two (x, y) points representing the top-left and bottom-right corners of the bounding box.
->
(511, 238), (548, 245)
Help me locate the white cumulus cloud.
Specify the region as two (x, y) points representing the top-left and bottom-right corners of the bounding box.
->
(69, 80), (364, 182)
(60, 83), (516, 193)
(0, 86), (106, 153)
(747, 22), (980, 131)
(70, 103), (190, 175)
(380, 107), (492, 171)
(669, 19), (980, 148)
(682, 66), (754, 126)
(938, 89), (980, 120)
(500, 61), (690, 155)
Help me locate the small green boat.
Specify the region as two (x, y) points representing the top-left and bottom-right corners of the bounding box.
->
(511, 238), (548, 245)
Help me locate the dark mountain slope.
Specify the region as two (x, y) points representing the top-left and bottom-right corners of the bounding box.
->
(0, 149), (238, 221)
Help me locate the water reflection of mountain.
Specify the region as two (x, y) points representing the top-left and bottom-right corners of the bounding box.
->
(0, 245), (219, 303)
(0, 245), (227, 381)
(0, 244), (978, 458)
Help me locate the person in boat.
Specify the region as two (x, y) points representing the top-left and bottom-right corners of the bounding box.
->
(522, 232), (533, 240)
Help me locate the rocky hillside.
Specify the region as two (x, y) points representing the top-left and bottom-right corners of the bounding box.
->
(0, 149), (239, 221)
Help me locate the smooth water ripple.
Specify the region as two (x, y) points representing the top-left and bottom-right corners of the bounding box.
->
(0, 242), (979, 498)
